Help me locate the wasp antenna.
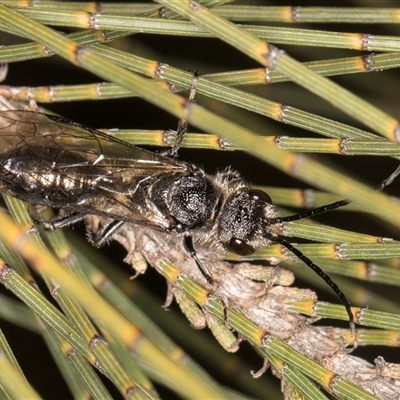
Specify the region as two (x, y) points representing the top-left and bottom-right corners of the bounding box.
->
(265, 233), (355, 336)
(373, 165), (400, 192)
(269, 164), (400, 225)
(269, 199), (350, 224)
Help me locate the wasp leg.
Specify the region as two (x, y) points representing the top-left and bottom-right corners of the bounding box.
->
(183, 235), (213, 285)
(0, 64), (8, 83)
(89, 220), (125, 248)
(168, 70), (199, 157)
(32, 212), (85, 230)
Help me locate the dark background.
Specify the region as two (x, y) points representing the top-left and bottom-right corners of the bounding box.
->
(1, 0), (400, 399)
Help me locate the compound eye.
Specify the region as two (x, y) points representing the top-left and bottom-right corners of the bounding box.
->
(229, 238), (255, 256)
(249, 189), (272, 204)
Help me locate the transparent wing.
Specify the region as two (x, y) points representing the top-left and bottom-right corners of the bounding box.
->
(0, 110), (189, 230)
(0, 110), (185, 169)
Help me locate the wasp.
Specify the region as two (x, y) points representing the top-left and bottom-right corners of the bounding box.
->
(4, 90), (398, 334)
(0, 108), (280, 276)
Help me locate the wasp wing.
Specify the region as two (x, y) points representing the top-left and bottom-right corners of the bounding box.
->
(0, 110), (190, 230)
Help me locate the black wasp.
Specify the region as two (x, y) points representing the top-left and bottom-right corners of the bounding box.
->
(5, 92), (399, 335)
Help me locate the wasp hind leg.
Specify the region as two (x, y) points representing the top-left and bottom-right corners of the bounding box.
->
(32, 211), (85, 230)
(86, 220), (125, 248)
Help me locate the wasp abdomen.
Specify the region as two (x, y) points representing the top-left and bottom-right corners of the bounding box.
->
(1, 154), (98, 205)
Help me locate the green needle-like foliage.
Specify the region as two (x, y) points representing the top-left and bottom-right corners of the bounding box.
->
(0, 1), (399, 399)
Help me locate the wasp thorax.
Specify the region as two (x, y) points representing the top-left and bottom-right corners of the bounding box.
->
(151, 172), (219, 231)
(217, 188), (277, 255)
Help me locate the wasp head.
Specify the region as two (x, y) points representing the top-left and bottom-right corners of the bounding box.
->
(217, 188), (278, 256)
